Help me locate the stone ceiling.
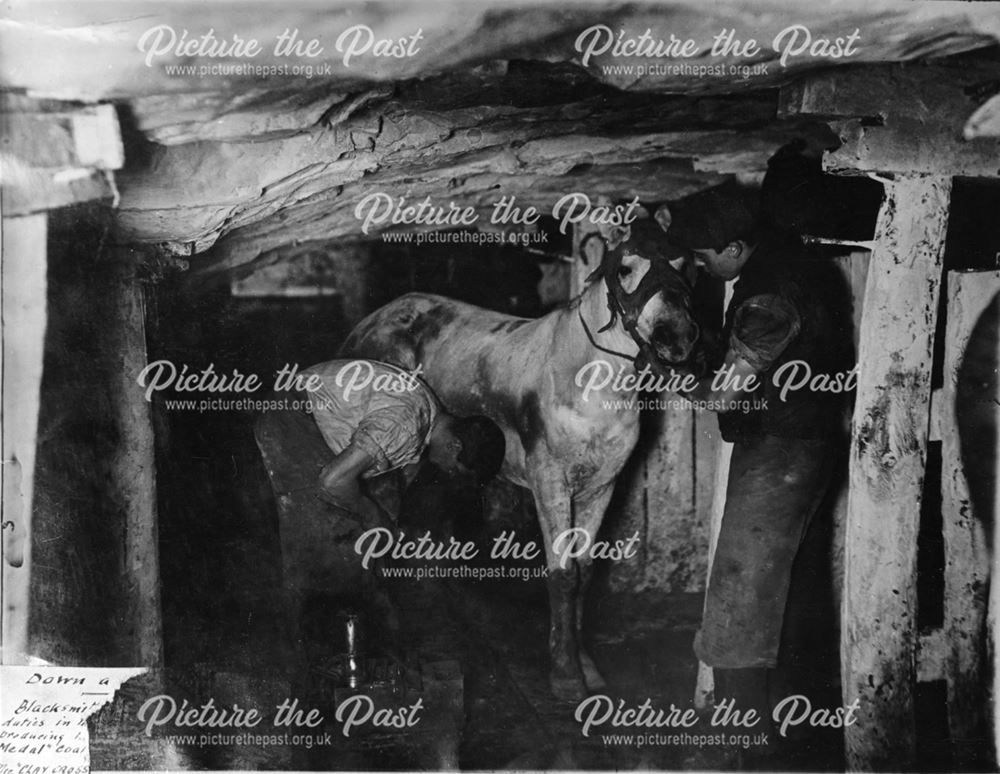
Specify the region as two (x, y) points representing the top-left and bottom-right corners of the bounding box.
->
(2, 1), (999, 274)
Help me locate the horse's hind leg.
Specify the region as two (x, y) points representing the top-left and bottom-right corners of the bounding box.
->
(532, 472), (588, 701)
(573, 485), (615, 691)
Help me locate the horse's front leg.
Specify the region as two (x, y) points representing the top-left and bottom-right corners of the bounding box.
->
(530, 468), (587, 701)
(573, 484), (615, 692)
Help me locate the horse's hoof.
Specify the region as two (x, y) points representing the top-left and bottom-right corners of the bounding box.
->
(581, 665), (607, 691)
(550, 673), (588, 702)
(579, 651), (607, 691)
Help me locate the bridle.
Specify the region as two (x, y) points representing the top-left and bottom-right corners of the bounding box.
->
(578, 247), (695, 378)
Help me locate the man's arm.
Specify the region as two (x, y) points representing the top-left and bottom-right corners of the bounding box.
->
(319, 441), (373, 499)
(690, 293), (800, 413)
(317, 442), (398, 531)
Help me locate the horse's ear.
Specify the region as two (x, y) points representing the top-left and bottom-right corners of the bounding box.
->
(654, 204), (672, 233)
(580, 232), (605, 267)
(606, 224), (631, 251)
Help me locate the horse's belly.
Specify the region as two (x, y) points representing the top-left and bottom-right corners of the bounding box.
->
(533, 405), (641, 496)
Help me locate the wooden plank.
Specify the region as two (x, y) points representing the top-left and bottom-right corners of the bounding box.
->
(0, 105), (123, 169)
(1, 161), (117, 216)
(1, 213), (48, 664)
(841, 176), (951, 771)
(778, 64), (1000, 122)
(964, 93), (1000, 140)
(642, 405), (696, 591)
(1, 100), (123, 215)
(825, 120), (1000, 178)
(604, 443), (647, 594)
(940, 270), (998, 766)
(780, 65), (1000, 177)
(831, 250), (870, 356)
(106, 254), (164, 666)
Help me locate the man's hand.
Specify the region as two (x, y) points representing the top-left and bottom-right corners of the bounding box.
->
(689, 352), (761, 413)
(316, 478), (361, 513)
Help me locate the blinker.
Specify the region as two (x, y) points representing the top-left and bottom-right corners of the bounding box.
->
(598, 249), (688, 334)
(582, 220), (696, 374)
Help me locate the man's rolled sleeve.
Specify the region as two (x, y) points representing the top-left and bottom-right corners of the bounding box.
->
(351, 406), (424, 476)
(729, 294), (801, 373)
(351, 422), (392, 475)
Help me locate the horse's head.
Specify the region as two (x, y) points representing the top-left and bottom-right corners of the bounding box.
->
(585, 219), (699, 366)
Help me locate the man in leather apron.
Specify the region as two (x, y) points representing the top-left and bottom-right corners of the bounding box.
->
(667, 182), (852, 764)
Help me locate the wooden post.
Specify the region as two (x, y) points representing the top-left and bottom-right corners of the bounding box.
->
(941, 270), (999, 765)
(841, 176), (952, 770)
(0, 213), (48, 664)
(1, 96), (124, 664)
(643, 405), (696, 590)
(107, 251), (163, 666)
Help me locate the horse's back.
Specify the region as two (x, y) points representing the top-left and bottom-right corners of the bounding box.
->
(341, 292), (528, 396)
(341, 292), (461, 367)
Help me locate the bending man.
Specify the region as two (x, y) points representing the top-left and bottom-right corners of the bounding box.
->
(255, 358), (505, 646)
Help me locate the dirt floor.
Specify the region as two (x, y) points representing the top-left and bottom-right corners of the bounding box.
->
(99, 542), (852, 771)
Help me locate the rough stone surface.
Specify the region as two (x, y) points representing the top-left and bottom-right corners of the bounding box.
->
(2, 2), (998, 269)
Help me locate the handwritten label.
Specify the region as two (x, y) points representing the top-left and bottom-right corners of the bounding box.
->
(0, 666), (146, 774)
